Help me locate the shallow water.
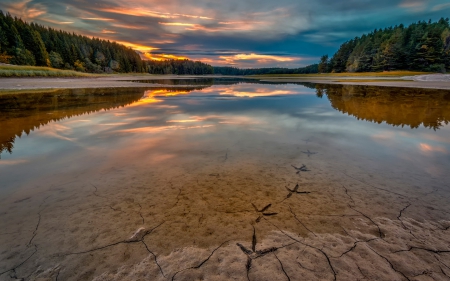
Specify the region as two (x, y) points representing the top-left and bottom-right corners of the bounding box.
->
(1, 81), (450, 281)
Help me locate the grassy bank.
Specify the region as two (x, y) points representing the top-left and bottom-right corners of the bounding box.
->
(0, 64), (99, 77)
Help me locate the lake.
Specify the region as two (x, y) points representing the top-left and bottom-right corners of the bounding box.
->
(1, 79), (450, 281)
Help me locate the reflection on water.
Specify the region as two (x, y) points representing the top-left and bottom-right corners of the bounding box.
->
(131, 77), (298, 86)
(0, 87), (208, 157)
(2, 83), (450, 158)
(306, 83), (450, 130)
(1, 82), (450, 281)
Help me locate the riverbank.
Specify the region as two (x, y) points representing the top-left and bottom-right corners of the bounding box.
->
(257, 73), (450, 90)
(2, 73), (450, 91)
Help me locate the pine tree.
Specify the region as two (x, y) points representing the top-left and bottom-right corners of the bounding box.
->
(318, 55), (329, 73)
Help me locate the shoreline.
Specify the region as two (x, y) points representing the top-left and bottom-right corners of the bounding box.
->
(1, 74), (450, 91)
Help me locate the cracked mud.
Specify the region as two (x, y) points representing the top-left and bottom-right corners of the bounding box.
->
(2, 136), (449, 281)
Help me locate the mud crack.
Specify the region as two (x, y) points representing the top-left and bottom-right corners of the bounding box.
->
(368, 245), (411, 281)
(288, 206), (317, 237)
(0, 245), (38, 277)
(236, 226), (296, 281)
(264, 219), (336, 281)
(65, 221), (165, 255)
(171, 240), (231, 280)
(349, 206), (384, 238)
(274, 252), (291, 281)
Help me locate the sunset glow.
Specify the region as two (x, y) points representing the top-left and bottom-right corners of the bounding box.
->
(143, 53), (188, 60)
(1, 0), (450, 67)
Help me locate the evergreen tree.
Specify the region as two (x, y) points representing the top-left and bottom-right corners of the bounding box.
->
(318, 55), (329, 73)
(325, 18), (450, 73)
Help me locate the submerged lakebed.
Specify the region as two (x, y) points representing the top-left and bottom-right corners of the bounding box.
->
(0, 80), (450, 281)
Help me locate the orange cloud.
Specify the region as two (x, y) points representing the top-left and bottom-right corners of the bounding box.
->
(40, 18), (74, 24)
(198, 85), (306, 98)
(101, 29), (117, 34)
(431, 3), (450, 11)
(98, 7), (212, 20)
(158, 20), (268, 33)
(399, 0), (427, 11)
(419, 143), (448, 154)
(167, 119), (199, 123)
(159, 22), (196, 27)
(115, 41), (159, 52)
(143, 52), (188, 61)
(205, 53), (300, 66)
(185, 24), (248, 32)
(223, 53), (295, 62)
(3, 0), (46, 20)
(0, 159), (29, 165)
(127, 89), (192, 107)
(218, 21), (264, 25)
(110, 23), (142, 29)
(115, 124), (214, 134)
(81, 17), (114, 21)
(221, 89), (296, 98)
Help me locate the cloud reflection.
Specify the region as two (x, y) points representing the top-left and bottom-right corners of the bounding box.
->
(419, 143), (448, 154)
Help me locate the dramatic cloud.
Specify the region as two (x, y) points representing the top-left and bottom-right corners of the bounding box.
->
(1, 0), (450, 67)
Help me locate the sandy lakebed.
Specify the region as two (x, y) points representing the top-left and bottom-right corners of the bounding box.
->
(0, 76), (449, 281)
(1, 74), (450, 91)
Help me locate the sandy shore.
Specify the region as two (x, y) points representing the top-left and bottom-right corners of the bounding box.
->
(1, 74), (450, 91)
(0, 75), (229, 92)
(260, 76), (450, 90)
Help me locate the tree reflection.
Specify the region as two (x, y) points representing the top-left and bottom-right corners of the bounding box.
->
(306, 83), (450, 130)
(0, 87), (205, 157)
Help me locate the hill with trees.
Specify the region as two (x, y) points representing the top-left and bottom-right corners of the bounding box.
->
(319, 18), (450, 73)
(0, 11), (214, 75)
(0, 11), (145, 73)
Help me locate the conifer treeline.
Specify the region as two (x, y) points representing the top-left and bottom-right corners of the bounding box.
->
(147, 59), (214, 75)
(319, 18), (450, 73)
(0, 11), (145, 72)
(213, 64), (318, 75)
(0, 11), (214, 74)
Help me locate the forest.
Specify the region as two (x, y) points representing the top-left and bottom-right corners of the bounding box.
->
(319, 18), (450, 73)
(0, 11), (145, 73)
(0, 11), (213, 75)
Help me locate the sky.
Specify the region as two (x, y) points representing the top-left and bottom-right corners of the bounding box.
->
(1, 0), (450, 68)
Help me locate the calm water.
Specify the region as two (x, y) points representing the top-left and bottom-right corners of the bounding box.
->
(1, 81), (449, 281)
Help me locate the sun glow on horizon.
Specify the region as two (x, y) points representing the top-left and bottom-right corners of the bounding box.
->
(143, 52), (189, 61)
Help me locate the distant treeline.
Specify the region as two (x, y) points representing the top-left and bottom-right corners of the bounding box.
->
(147, 59), (213, 75)
(213, 64), (318, 75)
(319, 18), (450, 73)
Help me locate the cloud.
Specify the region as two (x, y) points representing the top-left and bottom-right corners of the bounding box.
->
(399, 0), (428, 12)
(159, 22), (196, 27)
(1, 0), (450, 67)
(419, 143), (448, 154)
(1, 0), (46, 20)
(81, 17), (115, 21)
(431, 3), (450, 11)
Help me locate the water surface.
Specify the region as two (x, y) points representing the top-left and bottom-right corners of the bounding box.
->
(1, 81), (449, 281)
